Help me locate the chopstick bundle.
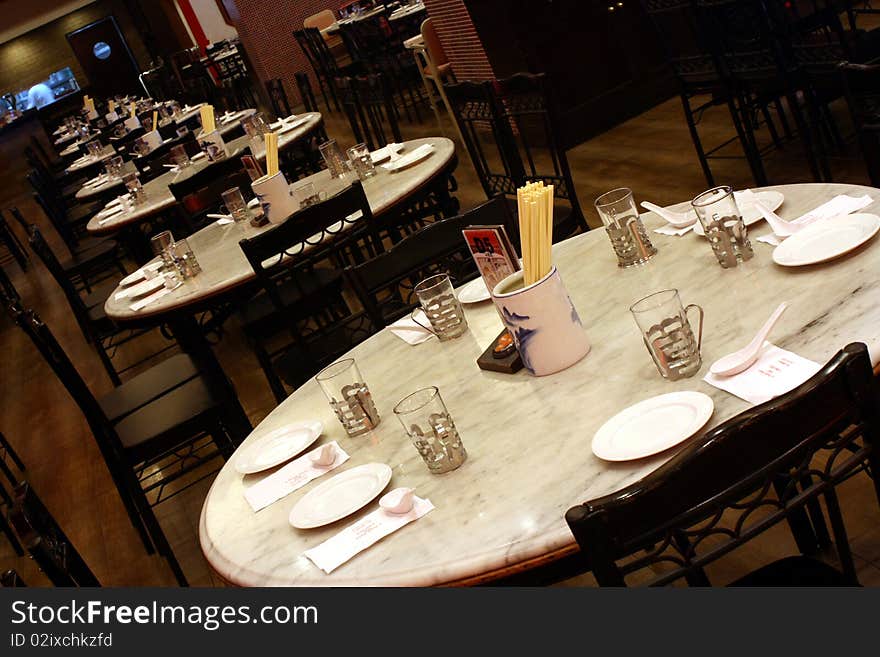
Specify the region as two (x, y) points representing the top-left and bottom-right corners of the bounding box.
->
(200, 104), (216, 134)
(151, 110), (158, 131)
(129, 102), (137, 118)
(108, 99), (116, 113)
(265, 132), (279, 176)
(516, 181), (554, 286)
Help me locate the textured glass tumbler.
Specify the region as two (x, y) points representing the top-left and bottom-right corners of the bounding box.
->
(347, 143), (376, 180)
(150, 230), (175, 271)
(594, 188), (657, 267)
(413, 274), (468, 341)
(691, 185), (754, 269)
(221, 187), (249, 222)
(630, 289), (704, 380)
(316, 359), (380, 437)
(393, 387), (467, 474)
(171, 238), (201, 278)
(319, 139), (348, 179)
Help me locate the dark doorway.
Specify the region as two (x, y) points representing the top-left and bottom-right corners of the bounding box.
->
(66, 16), (142, 97)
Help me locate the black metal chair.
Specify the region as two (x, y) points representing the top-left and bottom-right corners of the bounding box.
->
(841, 60), (880, 185)
(9, 482), (100, 587)
(237, 181), (377, 401)
(266, 78), (293, 118)
(7, 303), (239, 586)
(0, 426), (25, 558)
(336, 73), (403, 151)
(294, 27), (360, 112)
(0, 210), (28, 272)
(295, 71), (320, 113)
(566, 342), (880, 587)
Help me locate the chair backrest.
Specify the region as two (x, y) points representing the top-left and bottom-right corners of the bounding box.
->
(0, 258), (21, 306)
(841, 61), (880, 186)
(421, 17), (449, 69)
(132, 131), (199, 182)
(566, 342), (880, 586)
(293, 29), (324, 81)
(168, 151), (253, 232)
(266, 78), (292, 118)
(295, 71), (319, 113)
(304, 9), (336, 31)
(345, 197), (501, 326)
(640, 0), (720, 87)
(336, 73), (402, 151)
(25, 224), (91, 327)
(10, 481), (100, 587)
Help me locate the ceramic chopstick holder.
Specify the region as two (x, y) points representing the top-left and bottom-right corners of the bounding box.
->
(491, 266), (590, 376)
(251, 171), (297, 224)
(197, 129), (227, 162)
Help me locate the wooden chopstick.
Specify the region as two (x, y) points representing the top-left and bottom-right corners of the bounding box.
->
(516, 181), (555, 287)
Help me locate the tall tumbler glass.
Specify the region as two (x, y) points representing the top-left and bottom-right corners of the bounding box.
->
(393, 386), (467, 474)
(316, 359), (380, 437)
(221, 187), (249, 222)
(319, 139), (349, 179)
(630, 288), (704, 380)
(347, 143), (376, 180)
(594, 188), (657, 267)
(413, 274), (468, 341)
(150, 230), (175, 271)
(691, 185), (754, 269)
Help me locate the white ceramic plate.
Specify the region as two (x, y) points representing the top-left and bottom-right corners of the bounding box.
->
(289, 462), (392, 529)
(457, 277), (490, 304)
(235, 420), (323, 474)
(772, 213), (880, 267)
(118, 275), (166, 299)
(692, 190), (784, 236)
(382, 144), (434, 172)
(278, 116), (310, 135)
(119, 261), (163, 287)
(592, 391), (714, 462)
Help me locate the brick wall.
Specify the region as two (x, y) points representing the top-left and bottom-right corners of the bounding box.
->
(0, 0), (149, 100)
(422, 0), (493, 82)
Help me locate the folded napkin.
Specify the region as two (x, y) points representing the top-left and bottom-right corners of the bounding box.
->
(244, 441), (350, 512)
(304, 496), (435, 574)
(704, 342), (821, 405)
(388, 309), (434, 345)
(755, 193), (874, 246)
(381, 143), (434, 171)
(129, 286), (172, 312)
(371, 142), (404, 164)
(269, 115), (298, 130)
(654, 224), (694, 237)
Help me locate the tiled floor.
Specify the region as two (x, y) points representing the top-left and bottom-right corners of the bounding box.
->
(1, 87), (879, 586)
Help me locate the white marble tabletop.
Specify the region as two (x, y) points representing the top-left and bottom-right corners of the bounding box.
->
(198, 182), (880, 586)
(103, 137), (455, 320)
(65, 145), (114, 173)
(86, 114), (324, 235)
(75, 161), (137, 200)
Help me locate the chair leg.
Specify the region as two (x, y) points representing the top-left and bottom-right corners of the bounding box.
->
(95, 336), (123, 387)
(786, 90), (824, 182)
(681, 94), (715, 188)
(774, 98), (792, 140)
(0, 432), (25, 473)
(728, 94), (768, 187)
(0, 510), (24, 556)
(250, 335), (288, 404)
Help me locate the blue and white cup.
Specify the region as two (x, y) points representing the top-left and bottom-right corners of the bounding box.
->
(197, 129), (227, 162)
(491, 266), (591, 376)
(123, 116), (141, 132)
(250, 171), (298, 224)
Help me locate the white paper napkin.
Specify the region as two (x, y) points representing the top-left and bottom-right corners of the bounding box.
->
(654, 224), (694, 237)
(243, 441), (350, 512)
(754, 193), (873, 245)
(303, 496), (435, 574)
(704, 342), (821, 405)
(371, 142), (404, 163)
(129, 286), (172, 311)
(388, 309), (434, 345)
(381, 143), (434, 171)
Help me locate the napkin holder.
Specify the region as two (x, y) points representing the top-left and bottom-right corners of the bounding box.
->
(491, 267), (590, 376)
(251, 171), (297, 224)
(197, 129), (227, 161)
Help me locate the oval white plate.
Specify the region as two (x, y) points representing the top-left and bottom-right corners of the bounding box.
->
(235, 420), (324, 474)
(592, 391), (714, 462)
(457, 277), (490, 304)
(382, 144), (434, 172)
(119, 261), (163, 287)
(772, 213), (880, 267)
(289, 463), (392, 529)
(693, 190), (784, 236)
(119, 275), (166, 299)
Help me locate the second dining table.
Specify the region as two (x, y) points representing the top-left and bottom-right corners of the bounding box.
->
(197, 182), (880, 586)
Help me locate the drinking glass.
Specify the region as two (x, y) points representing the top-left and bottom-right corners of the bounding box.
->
(347, 142), (376, 180)
(594, 188), (657, 267)
(315, 359), (380, 437)
(691, 185), (754, 269)
(293, 182), (320, 209)
(242, 114), (265, 141)
(221, 187), (249, 222)
(170, 144), (190, 168)
(150, 230), (175, 270)
(393, 386), (467, 474)
(86, 140), (103, 158)
(105, 155), (123, 178)
(319, 139), (349, 179)
(630, 289), (704, 380)
(171, 238), (201, 278)
(413, 274), (468, 341)
(122, 172), (144, 202)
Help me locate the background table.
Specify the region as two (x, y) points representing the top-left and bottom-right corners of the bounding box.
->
(199, 182), (880, 586)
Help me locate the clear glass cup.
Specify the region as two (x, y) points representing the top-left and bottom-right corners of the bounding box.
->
(293, 182), (320, 209)
(413, 274), (468, 341)
(630, 288), (704, 380)
(170, 144), (190, 168)
(393, 386), (467, 474)
(319, 139), (349, 179)
(122, 172), (144, 202)
(691, 185), (755, 269)
(315, 358), (380, 437)
(221, 187), (250, 222)
(594, 188), (658, 267)
(86, 140), (103, 158)
(347, 142), (376, 180)
(242, 114), (266, 141)
(171, 238), (201, 278)
(105, 155), (123, 178)
(150, 230), (175, 270)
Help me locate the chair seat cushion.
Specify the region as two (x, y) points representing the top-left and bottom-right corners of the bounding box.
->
(62, 239), (118, 275)
(82, 279), (121, 310)
(72, 236), (118, 258)
(99, 354), (200, 423)
(238, 268), (343, 335)
(113, 375), (223, 464)
(729, 556), (855, 587)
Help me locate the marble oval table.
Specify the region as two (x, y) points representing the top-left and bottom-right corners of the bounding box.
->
(199, 182), (880, 586)
(86, 112), (325, 237)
